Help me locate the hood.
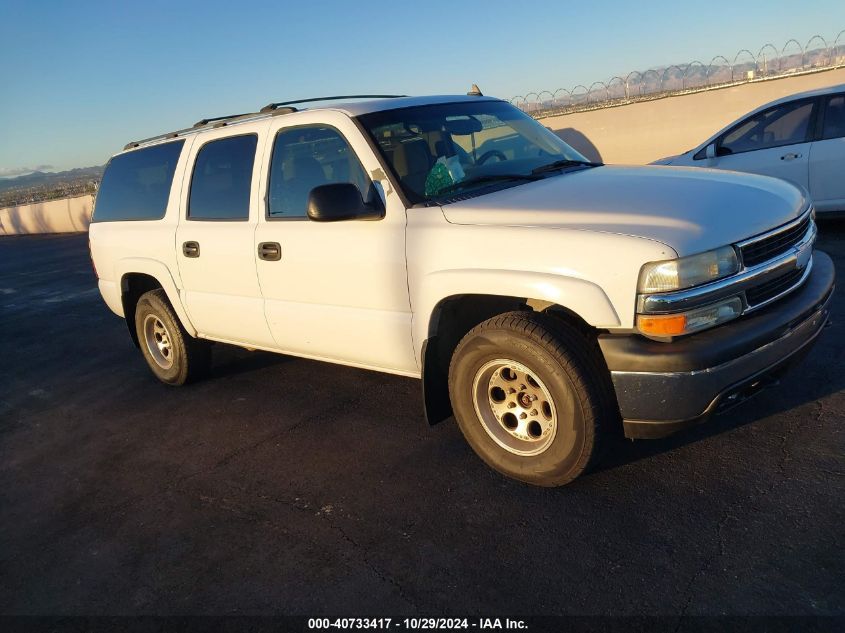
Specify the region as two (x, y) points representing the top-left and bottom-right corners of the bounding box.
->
(651, 154), (681, 165)
(440, 165), (807, 256)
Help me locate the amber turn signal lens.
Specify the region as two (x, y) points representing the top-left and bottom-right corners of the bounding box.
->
(637, 314), (688, 336)
(637, 297), (743, 337)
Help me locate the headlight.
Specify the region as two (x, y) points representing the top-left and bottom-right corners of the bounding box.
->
(638, 246), (739, 293)
(637, 296), (743, 337)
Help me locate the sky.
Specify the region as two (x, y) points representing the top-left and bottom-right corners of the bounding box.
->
(1, 0), (843, 175)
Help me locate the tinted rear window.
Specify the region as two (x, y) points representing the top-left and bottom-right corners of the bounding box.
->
(94, 141), (184, 222)
(822, 94), (845, 139)
(188, 135), (257, 220)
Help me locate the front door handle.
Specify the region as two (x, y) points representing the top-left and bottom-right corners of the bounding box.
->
(258, 242), (281, 261)
(182, 241), (200, 258)
(780, 152), (802, 161)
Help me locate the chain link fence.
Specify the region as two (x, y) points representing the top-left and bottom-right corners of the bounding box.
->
(510, 31), (845, 118)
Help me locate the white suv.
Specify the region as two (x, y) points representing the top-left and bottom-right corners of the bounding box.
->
(89, 94), (834, 486)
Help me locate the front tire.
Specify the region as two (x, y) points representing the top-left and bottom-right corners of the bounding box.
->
(134, 289), (210, 385)
(448, 311), (614, 486)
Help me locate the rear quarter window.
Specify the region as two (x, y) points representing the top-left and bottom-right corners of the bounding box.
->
(93, 140), (185, 222)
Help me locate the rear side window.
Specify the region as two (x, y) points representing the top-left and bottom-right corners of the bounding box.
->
(822, 94), (845, 140)
(93, 140), (184, 222)
(189, 135), (257, 221)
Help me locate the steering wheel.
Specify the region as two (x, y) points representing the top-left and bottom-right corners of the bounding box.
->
(476, 150), (507, 165)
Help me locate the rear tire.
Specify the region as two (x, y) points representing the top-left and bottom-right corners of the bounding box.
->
(134, 289), (210, 385)
(448, 311), (615, 486)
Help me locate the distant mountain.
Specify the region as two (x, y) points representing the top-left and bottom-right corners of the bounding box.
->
(0, 165), (103, 193)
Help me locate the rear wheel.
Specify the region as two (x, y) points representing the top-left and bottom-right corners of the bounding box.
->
(134, 289), (210, 385)
(448, 311), (614, 486)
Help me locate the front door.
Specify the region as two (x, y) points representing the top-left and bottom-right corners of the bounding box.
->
(175, 125), (275, 348)
(253, 113), (416, 374)
(707, 97), (818, 191)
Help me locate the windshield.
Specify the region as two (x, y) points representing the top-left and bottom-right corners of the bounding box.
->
(357, 100), (590, 204)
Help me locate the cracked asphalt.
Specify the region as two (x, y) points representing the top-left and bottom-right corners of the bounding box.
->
(0, 226), (843, 617)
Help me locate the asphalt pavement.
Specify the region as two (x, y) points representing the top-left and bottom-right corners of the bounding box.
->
(0, 227), (843, 619)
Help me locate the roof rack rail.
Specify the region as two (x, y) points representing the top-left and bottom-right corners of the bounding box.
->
(260, 94), (406, 113)
(123, 95), (405, 151)
(123, 129), (190, 151)
(192, 113), (251, 127)
(123, 111), (260, 150)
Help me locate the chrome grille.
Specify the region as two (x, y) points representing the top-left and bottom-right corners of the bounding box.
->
(740, 213), (812, 268)
(745, 267), (804, 307)
(637, 208), (816, 318)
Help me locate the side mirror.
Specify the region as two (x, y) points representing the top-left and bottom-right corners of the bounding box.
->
(306, 183), (384, 222)
(705, 143), (717, 159)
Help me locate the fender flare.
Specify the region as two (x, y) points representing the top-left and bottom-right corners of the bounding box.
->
(114, 257), (197, 337)
(414, 268), (621, 365)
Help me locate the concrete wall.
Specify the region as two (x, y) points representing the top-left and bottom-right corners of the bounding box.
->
(0, 194), (93, 236)
(549, 67), (845, 165)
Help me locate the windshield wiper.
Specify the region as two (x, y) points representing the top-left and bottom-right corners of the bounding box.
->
(435, 173), (541, 197)
(531, 159), (602, 175)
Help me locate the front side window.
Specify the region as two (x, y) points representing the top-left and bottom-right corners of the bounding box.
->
(188, 135), (257, 220)
(268, 126), (369, 219)
(719, 101), (815, 155)
(821, 94), (845, 140)
(94, 140), (184, 222)
(357, 100), (590, 204)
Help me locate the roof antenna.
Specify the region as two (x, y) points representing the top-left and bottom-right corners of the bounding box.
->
(467, 84), (483, 96)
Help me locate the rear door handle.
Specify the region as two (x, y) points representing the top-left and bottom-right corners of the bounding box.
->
(780, 153), (801, 160)
(182, 241), (200, 258)
(258, 242), (281, 261)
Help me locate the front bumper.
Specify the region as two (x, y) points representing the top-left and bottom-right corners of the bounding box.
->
(599, 250), (835, 439)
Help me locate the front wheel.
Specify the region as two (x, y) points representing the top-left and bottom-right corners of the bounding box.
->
(448, 311), (615, 486)
(134, 289), (210, 385)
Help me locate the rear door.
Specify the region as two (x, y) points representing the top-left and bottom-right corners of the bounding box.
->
(809, 92), (845, 213)
(175, 124), (276, 348)
(707, 98), (818, 191)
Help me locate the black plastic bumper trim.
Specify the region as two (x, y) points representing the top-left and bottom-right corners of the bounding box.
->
(621, 319), (824, 439)
(602, 250), (834, 436)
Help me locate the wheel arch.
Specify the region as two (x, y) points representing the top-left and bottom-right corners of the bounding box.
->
(117, 258), (196, 346)
(420, 285), (616, 426)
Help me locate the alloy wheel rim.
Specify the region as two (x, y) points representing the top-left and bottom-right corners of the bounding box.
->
(471, 359), (558, 456)
(143, 314), (174, 370)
